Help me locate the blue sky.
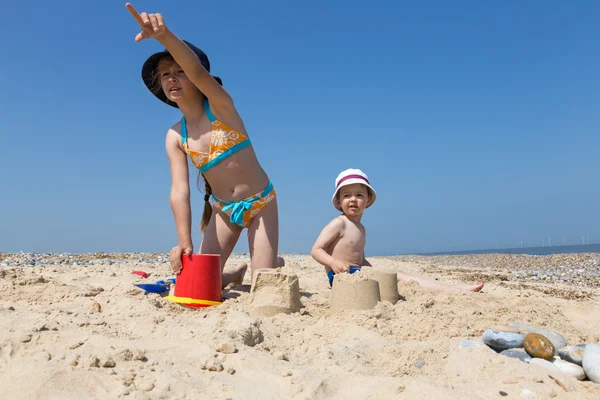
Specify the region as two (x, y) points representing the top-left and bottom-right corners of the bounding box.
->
(1, 1), (598, 255)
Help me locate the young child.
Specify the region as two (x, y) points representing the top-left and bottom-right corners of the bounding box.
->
(311, 168), (484, 292)
(126, 4), (279, 286)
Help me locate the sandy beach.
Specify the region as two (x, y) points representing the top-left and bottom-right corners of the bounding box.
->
(1, 252), (600, 399)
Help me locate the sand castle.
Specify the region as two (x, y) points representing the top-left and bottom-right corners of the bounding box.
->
(330, 272), (381, 314)
(371, 267), (399, 305)
(249, 268), (303, 317)
(330, 267), (399, 314)
(248, 266), (399, 316)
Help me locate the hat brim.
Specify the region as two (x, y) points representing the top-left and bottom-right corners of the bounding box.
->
(331, 180), (377, 211)
(141, 50), (222, 108)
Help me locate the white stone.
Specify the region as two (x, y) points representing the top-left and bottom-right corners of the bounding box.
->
(530, 358), (561, 374)
(583, 343), (600, 383)
(559, 344), (586, 366)
(521, 388), (536, 399)
(552, 358), (586, 380)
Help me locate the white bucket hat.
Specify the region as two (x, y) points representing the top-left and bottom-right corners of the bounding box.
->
(331, 168), (377, 211)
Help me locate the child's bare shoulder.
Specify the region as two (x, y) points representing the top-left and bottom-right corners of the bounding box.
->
(328, 215), (347, 230)
(319, 216), (347, 238)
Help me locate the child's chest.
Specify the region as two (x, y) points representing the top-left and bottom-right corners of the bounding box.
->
(186, 129), (213, 154)
(341, 224), (366, 249)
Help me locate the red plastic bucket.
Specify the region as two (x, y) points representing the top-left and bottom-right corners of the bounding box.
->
(171, 254), (222, 308)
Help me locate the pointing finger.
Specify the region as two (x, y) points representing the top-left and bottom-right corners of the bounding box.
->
(125, 3), (145, 26)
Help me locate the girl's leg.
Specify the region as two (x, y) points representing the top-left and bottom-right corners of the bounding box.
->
(247, 198), (279, 279)
(397, 271), (484, 292)
(200, 208), (247, 288)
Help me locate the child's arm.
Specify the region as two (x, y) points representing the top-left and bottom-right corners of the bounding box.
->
(310, 218), (351, 274)
(126, 4), (232, 109)
(166, 128), (192, 267)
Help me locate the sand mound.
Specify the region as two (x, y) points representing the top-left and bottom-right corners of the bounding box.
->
(371, 267), (399, 304)
(330, 270), (381, 314)
(249, 269), (302, 317)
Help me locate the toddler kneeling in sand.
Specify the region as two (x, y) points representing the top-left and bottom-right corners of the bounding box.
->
(310, 168), (484, 293)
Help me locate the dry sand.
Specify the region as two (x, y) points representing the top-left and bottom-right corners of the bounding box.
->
(1, 254), (600, 399)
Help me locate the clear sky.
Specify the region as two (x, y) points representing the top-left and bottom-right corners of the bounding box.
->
(1, 1), (598, 255)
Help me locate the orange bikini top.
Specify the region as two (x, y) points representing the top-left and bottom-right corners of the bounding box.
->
(181, 99), (251, 173)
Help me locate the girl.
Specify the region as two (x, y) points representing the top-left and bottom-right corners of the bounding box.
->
(126, 4), (279, 287)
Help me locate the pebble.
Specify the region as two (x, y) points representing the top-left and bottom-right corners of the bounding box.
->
(510, 323), (566, 355)
(102, 357), (116, 368)
(10, 251), (596, 287)
(140, 382), (155, 392)
(0, 252), (236, 271)
(583, 343), (600, 383)
(215, 342), (237, 354)
(482, 330), (524, 350)
(499, 349), (531, 362)
(521, 388), (536, 398)
(558, 344), (586, 366)
(552, 358), (586, 380)
(201, 358), (224, 372)
(413, 360), (425, 368)
(391, 253), (600, 288)
(530, 358), (561, 373)
(88, 356), (100, 368)
(523, 333), (555, 360)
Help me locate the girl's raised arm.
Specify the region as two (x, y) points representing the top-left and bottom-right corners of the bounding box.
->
(126, 3), (233, 109)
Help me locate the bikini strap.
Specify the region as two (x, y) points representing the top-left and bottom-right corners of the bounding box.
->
(180, 117), (188, 144)
(204, 98), (216, 123)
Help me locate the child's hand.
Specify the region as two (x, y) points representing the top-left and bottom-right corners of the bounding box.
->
(169, 245), (193, 275)
(126, 3), (167, 42)
(331, 260), (351, 274)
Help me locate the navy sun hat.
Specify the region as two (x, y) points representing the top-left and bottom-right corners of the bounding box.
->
(141, 40), (222, 108)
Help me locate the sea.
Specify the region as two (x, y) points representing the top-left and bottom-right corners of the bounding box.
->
(421, 243), (600, 257)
